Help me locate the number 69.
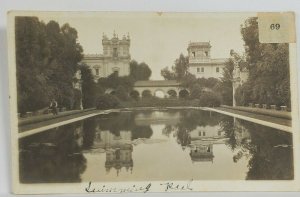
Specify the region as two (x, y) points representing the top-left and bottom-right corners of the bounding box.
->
(270, 23), (280, 30)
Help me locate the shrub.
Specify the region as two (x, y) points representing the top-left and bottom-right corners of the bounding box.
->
(199, 91), (221, 107)
(234, 82), (252, 106)
(115, 86), (129, 101)
(96, 94), (120, 110)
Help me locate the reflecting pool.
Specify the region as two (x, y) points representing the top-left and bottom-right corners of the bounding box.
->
(19, 109), (293, 183)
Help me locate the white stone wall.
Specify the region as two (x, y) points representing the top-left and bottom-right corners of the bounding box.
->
(188, 64), (225, 79)
(105, 59), (130, 77)
(189, 125), (224, 139)
(133, 86), (186, 97)
(81, 57), (130, 81)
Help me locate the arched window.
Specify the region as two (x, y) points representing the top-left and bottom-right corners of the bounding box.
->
(95, 68), (99, 76)
(113, 47), (118, 57)
(112, 67), (120, 76)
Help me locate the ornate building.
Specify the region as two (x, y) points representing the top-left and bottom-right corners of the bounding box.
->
(81, 32), (131, 81)
(93, 129), (133, 175)
(189, 125), (226, 163)
(187, 42), (227, 79)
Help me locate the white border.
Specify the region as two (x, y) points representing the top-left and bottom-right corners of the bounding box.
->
(1, 1), (300, 196)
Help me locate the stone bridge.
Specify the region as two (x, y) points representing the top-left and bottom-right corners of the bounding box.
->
(131, 80), (189, 98)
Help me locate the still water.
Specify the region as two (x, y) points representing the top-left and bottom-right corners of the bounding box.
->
(19, 109), (293, 183)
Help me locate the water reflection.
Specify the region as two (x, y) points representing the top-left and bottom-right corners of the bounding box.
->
(19, 110), (293, 183)
(19, 122), (86, 183)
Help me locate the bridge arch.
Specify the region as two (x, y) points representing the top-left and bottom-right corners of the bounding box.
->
(133, 80), (184, 99)
(105, 88), (116, 95)
(130, 90), (140, 100)
(154, 89), (166, 98)
(142, 89), (152, 98)
(179, 89), (189, 99)
(167, 89), (178, 98)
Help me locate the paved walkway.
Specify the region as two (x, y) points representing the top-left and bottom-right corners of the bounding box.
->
(18, 106), (293, 139)
(18, 109), (120, 138)
(18, 109), (95, 126)
(220, 105), (291, 119)
(207, 107), (292, 133)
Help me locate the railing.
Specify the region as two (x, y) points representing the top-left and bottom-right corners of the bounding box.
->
(247, 103), (289, 112)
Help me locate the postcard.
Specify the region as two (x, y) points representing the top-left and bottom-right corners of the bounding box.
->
(7, 11), (300, 194)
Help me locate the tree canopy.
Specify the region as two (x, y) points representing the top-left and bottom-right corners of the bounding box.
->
(238, 17), (290, 107)
(79, 64), (97, 108)
(129, 60), (152, 81)
(161, 54), (189, 81)
(16, 17), (83, 114)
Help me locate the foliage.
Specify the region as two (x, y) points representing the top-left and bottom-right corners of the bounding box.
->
(190, 84), (202, 99)
(19, 122), (87, 183)
(160, 67), (176, 80)
(234, 81), (252, 106)
(79, 64), (97, 108)
(198, 91), (221, 107)
(216, 56), (237, 106)
(97, 72), (134, 100)
(121, 97), (200, 108)
(238, 17), (290, 107)
(161, 54), (189, 81)
(96, 94), (120, 110)
(115, 85), (129, 101)
(130, 91), (140, 101)
(96, 59), (152, 102)
(129, 60), (152, 81)
(15, 17), (83, 114)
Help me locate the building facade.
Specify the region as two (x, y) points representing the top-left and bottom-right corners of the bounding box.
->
(81, 32), (131, 82)
(187, 42), (227, 79)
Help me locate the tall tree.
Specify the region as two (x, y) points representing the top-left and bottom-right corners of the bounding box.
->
(129, 60), (152, 81)
(161, 54), (189, 81)
(16, 17), (51, 113)
(15, 17), (83, 114)
(240, 17), (290, 107)
(79, 64), (97, 108)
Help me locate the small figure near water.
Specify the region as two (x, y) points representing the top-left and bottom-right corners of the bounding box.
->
(49, 99), (58, 115)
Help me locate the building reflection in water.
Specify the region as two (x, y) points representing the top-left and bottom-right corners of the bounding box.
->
(168, 110), (253, 164)
(19, 110), (294, 182)
(189, 125), (225, 163)
(93, 129), (133, 175)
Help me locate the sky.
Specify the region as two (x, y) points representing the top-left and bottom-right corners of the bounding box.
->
(38, 12), (255, 80)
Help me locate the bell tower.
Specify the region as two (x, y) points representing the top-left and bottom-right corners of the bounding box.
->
(187, 42), (211, 63)
(102, 32), (130, 59)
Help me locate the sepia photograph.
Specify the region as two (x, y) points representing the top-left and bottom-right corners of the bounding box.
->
(7, 11), (300, 194)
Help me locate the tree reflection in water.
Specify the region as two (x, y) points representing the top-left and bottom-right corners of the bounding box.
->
(218, 116), (293, 180)
(19, 110), (294, 182)
(19, 122), (87, 183)
(164, 110), (293, 180)
(239, 120), (292, 180)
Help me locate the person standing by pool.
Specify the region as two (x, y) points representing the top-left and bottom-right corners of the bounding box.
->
(49, 99), (58, 115)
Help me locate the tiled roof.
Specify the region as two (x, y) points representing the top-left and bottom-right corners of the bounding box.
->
(188, 42), (211, 47)
(83, 54), (104, 58)
(134, 80), (181, 87)
(189, 58), (228, 66)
